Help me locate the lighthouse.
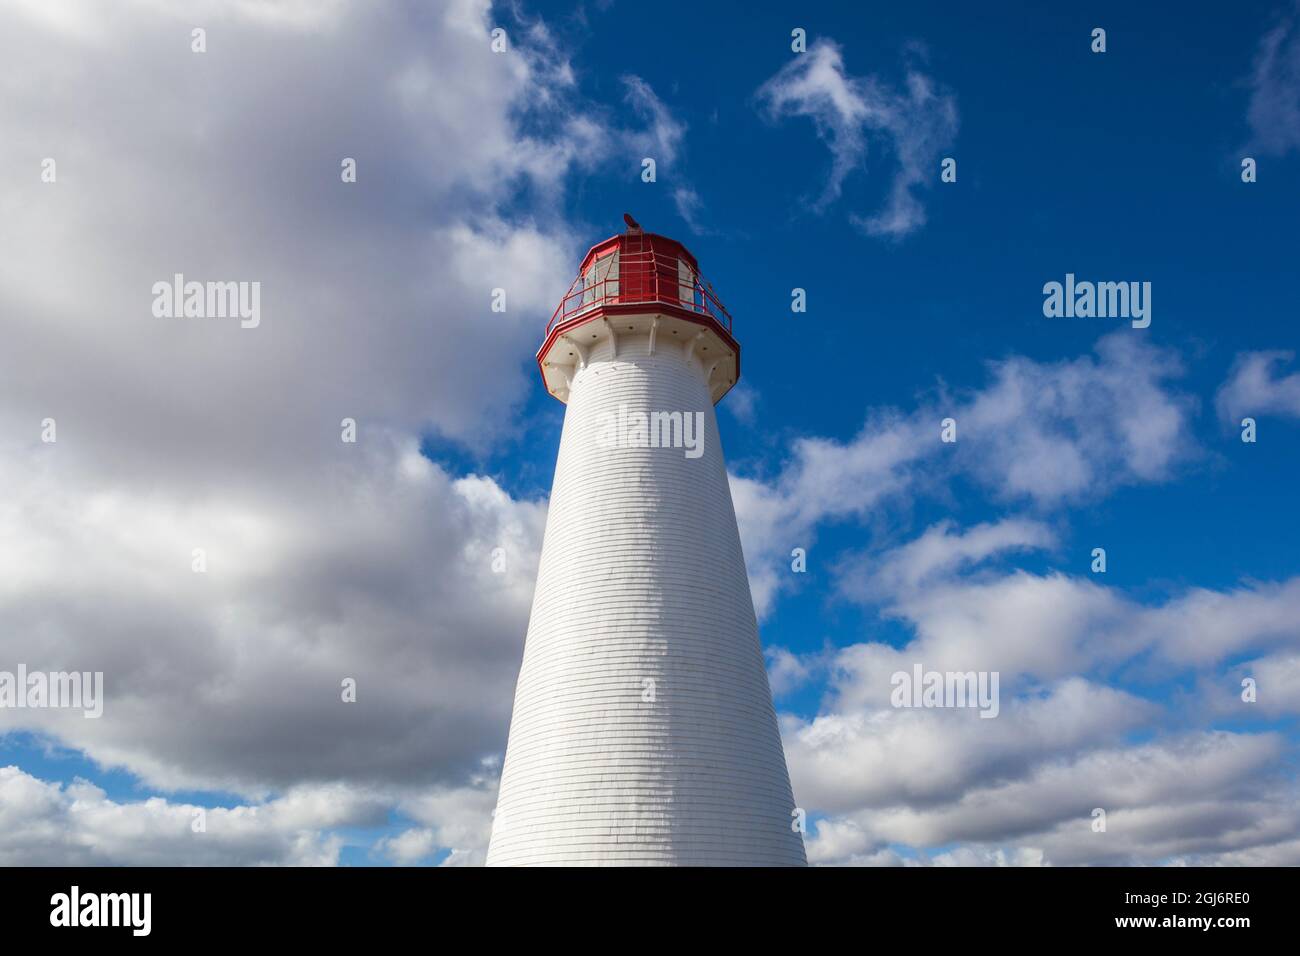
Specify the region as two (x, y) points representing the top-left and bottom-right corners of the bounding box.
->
(486, 220), (807, 866)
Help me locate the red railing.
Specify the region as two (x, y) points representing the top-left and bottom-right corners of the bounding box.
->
(546, 246), (733, 334)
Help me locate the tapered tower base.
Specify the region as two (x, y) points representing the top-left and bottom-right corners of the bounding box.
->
(488, 330), (804, 865)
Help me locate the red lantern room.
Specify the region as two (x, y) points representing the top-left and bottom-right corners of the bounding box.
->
(537, 216), (740, 405)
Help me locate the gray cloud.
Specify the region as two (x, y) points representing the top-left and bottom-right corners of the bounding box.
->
(0, 0), (577, 864)
(0, 0), (712, 865)
(806, 731), (1297, 866)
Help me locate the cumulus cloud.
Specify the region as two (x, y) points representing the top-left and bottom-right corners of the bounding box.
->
(789, 677), (1155, 813)
(766, 645), (825, 697)
(2, 1), (1293, 872)
(756, 40), (958, 237)
(1141, 577), (1300, 666)
(0, 440), (545, 796)
(0, 0), (585, 463)
(376, 827), (440, 866)
(843, 518), (1057, 599)
(803, 725), (1300, 866)
(388, 768), (499, 866)
(807, 731), (1294, 866)
(0, 766), (373, 865)
(781, 512), (1300, 866)
(0, 760), (505, 866)
(0, 0), (730, 865)
(0, 0), (601, 865)
(796, 647), (1300, 866)
(1212, 652), (1300, 718)
(836, 518), (1300, 681)
(376, 775), (497, 867)
(733, 333), (1196, 616)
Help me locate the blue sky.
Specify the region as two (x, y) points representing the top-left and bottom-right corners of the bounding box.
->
(484, 0), (1300, 720)
(1, 0), (1298, 866)
(445, 0), (1300, 863)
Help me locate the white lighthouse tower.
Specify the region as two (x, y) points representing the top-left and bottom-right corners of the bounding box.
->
(486, 219), (806, 866)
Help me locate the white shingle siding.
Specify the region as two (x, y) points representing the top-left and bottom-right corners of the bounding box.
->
(488, 327), (806, 866)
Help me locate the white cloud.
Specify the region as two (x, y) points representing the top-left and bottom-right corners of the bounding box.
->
(722, 380), (758, 424)
(1, 0), (585, 465)
(757, 42), (874, 208)
(780, 512), (1300, 866)
(1245, 4), (1300, 156)
(834, 518), (1300, 683)
(0, 0), (722, 865)
(672, 186), (711, 235)
(376, 827), (439, 865)
(0, 766), (380, 865)
(3, 1), (1294, 872)
(788, 677), (1155, 813)
(928, 846), (1045, 867)
(0, 438), (546, 797)
(793, 553), (1298, 865)
(1227, 652), (1300, 717)
(618, 76), (715, 236)
(804, 731), (1295, 866)
(766, 646), (822, 697)
(622, 74), (686, 167)
(842, 517), (1056, 599)
(0, 0), (591, 866)
(756, 40), (958, 237)
(1142, 578), (1300, 666)
(1216, 351), (1300, 422)
(393, 770), (499, 866)
(733, 334), (1196, 617)
(961, 335), (1194, 496)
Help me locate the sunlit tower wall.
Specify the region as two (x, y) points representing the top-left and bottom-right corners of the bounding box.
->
(486, 219), (807, 866)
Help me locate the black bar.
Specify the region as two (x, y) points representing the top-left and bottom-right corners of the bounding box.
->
(0, 865), (1283, 941)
